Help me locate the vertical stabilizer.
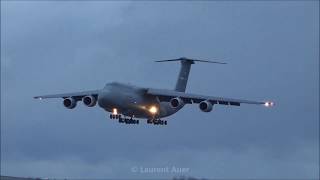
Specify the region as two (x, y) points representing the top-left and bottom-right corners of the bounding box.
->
(175, 60), (194, 92)
(155, 57), (226, 92)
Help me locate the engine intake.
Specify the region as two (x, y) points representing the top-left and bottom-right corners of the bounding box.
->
(63, 97), (77, 109)
(170, 97), (184, 108)
(199, 100), (213, 112)
(83, 95), (96, 107)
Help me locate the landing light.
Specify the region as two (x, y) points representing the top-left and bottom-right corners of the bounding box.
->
(264, 101), (274, 107)
(112, 108), (118, 115)
(149, 106), (158, 114)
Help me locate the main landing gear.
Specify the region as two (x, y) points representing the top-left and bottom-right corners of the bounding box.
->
(147, 119), (167, 126)
(109, 114), (139, 125)
(109, 113), (166, 125)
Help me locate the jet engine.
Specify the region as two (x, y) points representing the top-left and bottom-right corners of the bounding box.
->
(170, 97), (184, 108)
(199, 100), (213, 112)
(63, 97), (77, 109)
(83, 95), (97, 107)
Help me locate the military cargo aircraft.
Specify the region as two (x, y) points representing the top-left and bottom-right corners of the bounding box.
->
(34, 57), (274, 125)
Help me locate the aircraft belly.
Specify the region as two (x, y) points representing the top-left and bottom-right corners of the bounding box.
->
(98, 89), (160, 119)
(130, 101), (182, 119)
(122, 98), (159, 118)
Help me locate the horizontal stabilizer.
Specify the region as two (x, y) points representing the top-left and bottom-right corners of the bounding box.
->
(155, 57), (226, 64)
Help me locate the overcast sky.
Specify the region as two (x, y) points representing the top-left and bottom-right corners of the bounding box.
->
(1, 1), (319, 179)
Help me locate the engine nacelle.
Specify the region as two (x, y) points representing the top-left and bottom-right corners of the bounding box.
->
(63, 97), (77, 109)
(83, 95), (97, 107)
(199, 100), (213, 112)
(170, 97), (184, 108)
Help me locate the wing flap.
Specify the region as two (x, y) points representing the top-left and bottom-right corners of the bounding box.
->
(147, 88), (267, 106)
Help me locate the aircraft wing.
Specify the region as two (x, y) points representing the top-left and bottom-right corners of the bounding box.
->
(147, 88), (273, 107)
(34, 90), (101, 100)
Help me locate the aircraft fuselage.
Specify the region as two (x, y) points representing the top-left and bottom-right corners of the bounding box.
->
(34, 58), (272, 126)
(97, 82), (181, 119)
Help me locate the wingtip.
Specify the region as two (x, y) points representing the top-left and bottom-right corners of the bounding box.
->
(264, 101), (275, 107)
(34, 96), (42, 100)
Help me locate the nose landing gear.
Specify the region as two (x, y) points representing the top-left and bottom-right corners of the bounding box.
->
(110, 114), (121, 119)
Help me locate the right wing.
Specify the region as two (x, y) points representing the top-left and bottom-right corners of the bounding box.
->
(34, 90), (101, 101)
(147, 88), (273, 107)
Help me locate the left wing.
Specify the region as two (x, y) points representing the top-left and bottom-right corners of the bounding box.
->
(147, 88), (274, 107)
(34, 90), (101, 101)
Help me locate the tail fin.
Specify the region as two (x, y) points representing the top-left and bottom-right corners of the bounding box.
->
(155, 57), (226, 92)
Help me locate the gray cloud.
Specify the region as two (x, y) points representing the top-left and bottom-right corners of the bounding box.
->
(1, 1), (319, 179)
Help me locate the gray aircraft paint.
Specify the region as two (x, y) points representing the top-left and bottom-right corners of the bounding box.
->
(34, 58), (269, 122)
(175, 60), (193, 92)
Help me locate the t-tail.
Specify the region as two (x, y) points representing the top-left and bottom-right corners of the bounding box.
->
(155, 57), (226, 92)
